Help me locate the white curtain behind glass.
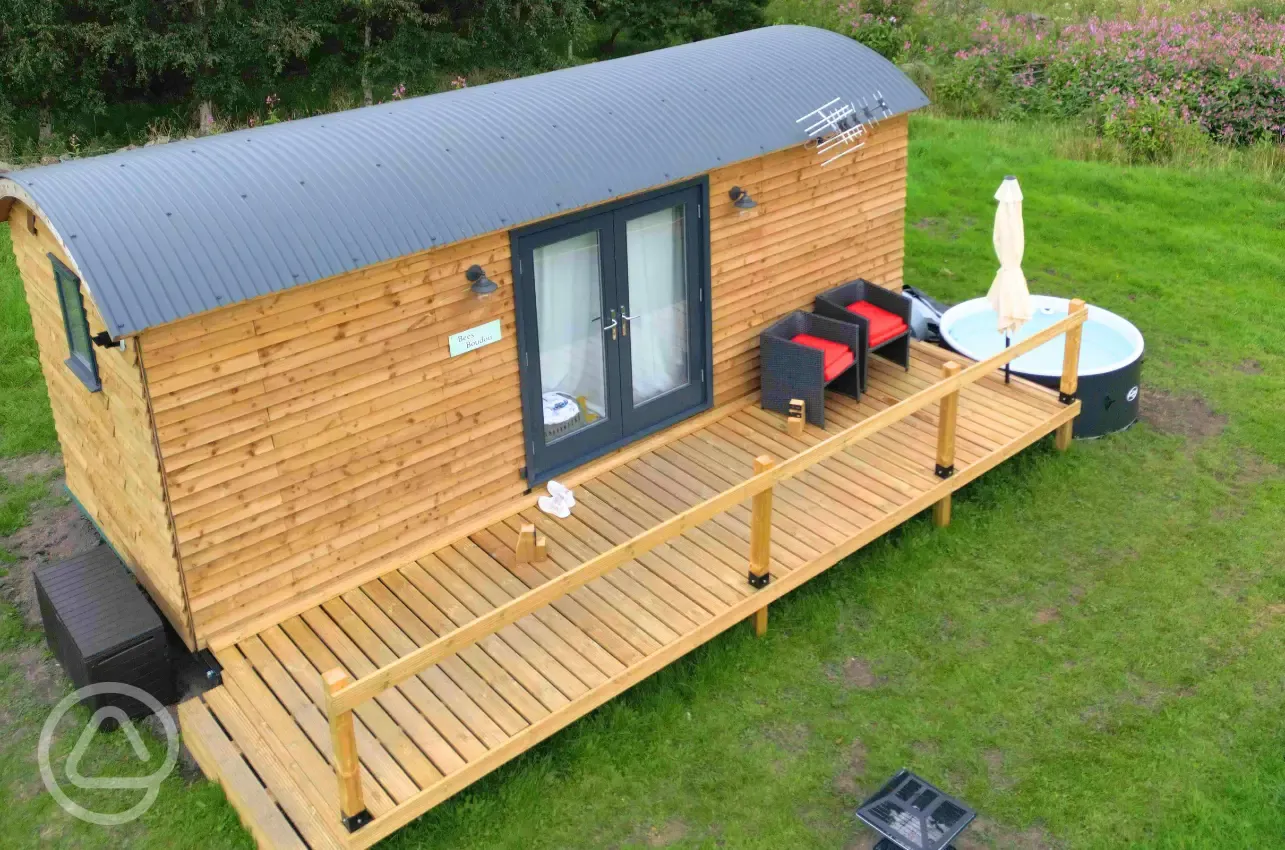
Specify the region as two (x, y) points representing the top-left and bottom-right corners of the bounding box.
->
(534, 232), (607, 418)
(626, 207), (688, 405)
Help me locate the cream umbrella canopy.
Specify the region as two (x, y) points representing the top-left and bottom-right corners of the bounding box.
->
(986, 175), (1032, 383)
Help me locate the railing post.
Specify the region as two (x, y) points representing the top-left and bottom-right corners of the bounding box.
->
(748, 455), (775, 637)
(933, 361), (961, 527)
(1055, 298), (1087, 451)
(323, 668), (371, 832)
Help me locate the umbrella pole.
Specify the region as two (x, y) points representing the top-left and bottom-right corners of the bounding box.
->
(1004, 334), (1011, 384)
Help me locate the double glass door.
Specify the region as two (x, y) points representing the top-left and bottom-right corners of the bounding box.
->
(514, 183), (708, 482)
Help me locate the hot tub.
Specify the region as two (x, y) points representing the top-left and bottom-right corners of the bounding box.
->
(940, 295), (1144, 438)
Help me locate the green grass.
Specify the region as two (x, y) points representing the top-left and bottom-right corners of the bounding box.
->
(0, 224), (57, 457)
(2, 116), (1284, 847)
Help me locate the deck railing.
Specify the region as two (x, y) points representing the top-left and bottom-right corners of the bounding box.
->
(322, 299), (1088, 834)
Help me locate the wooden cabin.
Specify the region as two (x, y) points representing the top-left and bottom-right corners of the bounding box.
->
(2, 25), (1085, 848)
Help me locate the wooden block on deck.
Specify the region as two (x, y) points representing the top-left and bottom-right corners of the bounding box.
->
(786, 399), (805, 438)
(516, 524), (537, 564)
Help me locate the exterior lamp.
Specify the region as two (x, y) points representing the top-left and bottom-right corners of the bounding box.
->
(728, 186), (758, 210)
(466, 264), (498, 298)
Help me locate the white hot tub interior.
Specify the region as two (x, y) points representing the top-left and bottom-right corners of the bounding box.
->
(939, 295), (1143, 377)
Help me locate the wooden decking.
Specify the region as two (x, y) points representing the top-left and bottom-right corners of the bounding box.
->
(179, 341), (1080, 850)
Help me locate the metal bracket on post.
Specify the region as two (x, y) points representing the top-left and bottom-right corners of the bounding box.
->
(342, 810), (373, 832)
(1058, 391), (1076, 405)
(747, 570), (771, 589)
(934, 463), (955, 479)
(197, 649), (223, 687)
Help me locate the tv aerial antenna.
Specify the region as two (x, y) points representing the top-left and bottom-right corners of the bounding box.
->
(796, 92), (892, 166)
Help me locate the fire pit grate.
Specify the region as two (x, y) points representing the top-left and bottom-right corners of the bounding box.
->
(856, 769), (976, 850)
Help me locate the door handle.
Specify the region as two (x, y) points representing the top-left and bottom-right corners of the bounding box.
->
(620, 306), (638, 337)
(602, 308), (618, 340)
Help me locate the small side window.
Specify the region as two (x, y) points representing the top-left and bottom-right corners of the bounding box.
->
(50, 255), (101, 392)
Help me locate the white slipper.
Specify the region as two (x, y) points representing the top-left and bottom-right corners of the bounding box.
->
(537, 479), (575, 518)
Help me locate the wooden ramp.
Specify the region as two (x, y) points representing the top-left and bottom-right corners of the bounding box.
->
(179, 338), (1081, 849)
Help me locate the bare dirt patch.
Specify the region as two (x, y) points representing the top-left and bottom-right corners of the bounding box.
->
(0, 645), (65, 706)
(1250, 603), (1285, 637)
(1212, 451), (1280, 521)
(1032, 608), (1060, 625)
(632, 819), (689, 848)
(0, 453), (62, 484)
(831, 738), (868, 799)
(840, 657), (881, 690)
(911, 740), (940, 761)
(0, 496), (100, 627)
(1237, 358), (1263, 375)
(1140, 389), (1226, 441)
(983, 749), (1015, 792)
(956, 818), (1062, 849)
(765, 721), (811, 754)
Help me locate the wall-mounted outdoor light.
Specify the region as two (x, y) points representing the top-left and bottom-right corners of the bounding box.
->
(728, 186), (758, 210)
(466, 264), (498, 298)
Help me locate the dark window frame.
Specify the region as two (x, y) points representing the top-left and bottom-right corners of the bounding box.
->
(510, 177), (713, 485)
(49, 254), (102, 392)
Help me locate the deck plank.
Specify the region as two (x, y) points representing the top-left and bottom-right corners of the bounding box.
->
(178, 696), (316, 850)
(182, 348), (1080, 849)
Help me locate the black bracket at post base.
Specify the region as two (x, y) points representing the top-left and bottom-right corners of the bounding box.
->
(935, 463), (955, 479)
(197, 649), (223, 687)
(1059, 391), (1076, 405)
(747, 570), (771, 589)
(343, 810), (373, 832)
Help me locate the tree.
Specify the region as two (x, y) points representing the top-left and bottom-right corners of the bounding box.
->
(331, 0), (429, 106)
(590, 0), (767, 55)
(143, 0), (320, 132)
(463, 0), (590, 69)
(0, 0), (106, 141)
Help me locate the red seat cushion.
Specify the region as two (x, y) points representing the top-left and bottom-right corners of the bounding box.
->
(822, 350), (855, 381)
(790, 333), (855, 381)
(846, 300), (908, 347)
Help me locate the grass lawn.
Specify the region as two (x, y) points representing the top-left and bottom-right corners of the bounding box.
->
(1, 116), (1283, 848)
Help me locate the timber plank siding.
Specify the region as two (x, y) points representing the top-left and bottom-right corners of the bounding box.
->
(7, 202), (194, 647)
(130, 115), (909, 646)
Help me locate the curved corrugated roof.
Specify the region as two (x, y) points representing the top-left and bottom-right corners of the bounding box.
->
(0, 25), (927, 338)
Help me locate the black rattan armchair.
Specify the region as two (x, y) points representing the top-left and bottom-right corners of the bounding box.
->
(759, 310), (862, 428)
(814, 279), (912, 391)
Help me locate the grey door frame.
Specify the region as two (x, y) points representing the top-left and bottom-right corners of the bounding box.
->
(511, 177), (712, 485)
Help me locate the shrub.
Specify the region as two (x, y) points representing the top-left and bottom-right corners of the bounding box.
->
(842, 0), (916, 60)
(1098, 96), (1192, 161)
(944, 9), (1285, 146)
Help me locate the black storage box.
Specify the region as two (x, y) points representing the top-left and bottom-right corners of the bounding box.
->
(35, 545), (175, 719)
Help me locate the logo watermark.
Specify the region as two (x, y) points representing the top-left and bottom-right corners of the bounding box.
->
(38, 683), (178, 826)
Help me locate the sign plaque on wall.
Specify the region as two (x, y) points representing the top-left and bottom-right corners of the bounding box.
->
(448, 319), (502, 357)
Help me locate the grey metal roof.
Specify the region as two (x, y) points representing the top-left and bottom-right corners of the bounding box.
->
(0, 25), (927, 338)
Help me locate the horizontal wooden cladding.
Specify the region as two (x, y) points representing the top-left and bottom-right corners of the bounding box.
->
(142, 230), (529, 642)
(707, 116), (909, 405)
(8, 203), (193, 648)
(146, 115), (912, 644)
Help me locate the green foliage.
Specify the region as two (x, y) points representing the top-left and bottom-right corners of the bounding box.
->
(0, 0), (107, 128)
(590, 0), (768, 55)
(1098, 96), (1200, 162)
(0, 0), (681, 149)
(842, 0), (916, 60)
(0, 225), (58, 457)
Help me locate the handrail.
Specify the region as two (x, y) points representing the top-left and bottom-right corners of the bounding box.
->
(325, 302), (1088, 717)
